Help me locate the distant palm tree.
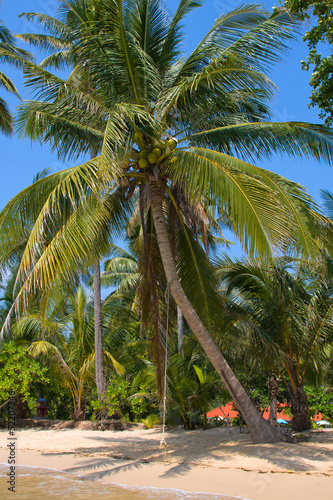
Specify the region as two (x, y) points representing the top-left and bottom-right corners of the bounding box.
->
(15, 284), (124, 420)
(0, 20), (31, 134)
(217, 255), (333, 431)
(2, 1), (333, 442)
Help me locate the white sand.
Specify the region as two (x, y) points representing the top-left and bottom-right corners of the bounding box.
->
(1, 426), (332, 499)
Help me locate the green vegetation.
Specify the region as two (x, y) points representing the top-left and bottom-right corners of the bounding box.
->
(285, 0), (333, 125)
(0, 1), (333, 443)
(0, 20), (31, 134)
(217, 255), (333, 431)
(0, 342), (48, 414)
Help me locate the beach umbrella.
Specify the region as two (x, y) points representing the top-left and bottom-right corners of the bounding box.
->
(315, 420), (331, 427)
(277, 418), (288, 425)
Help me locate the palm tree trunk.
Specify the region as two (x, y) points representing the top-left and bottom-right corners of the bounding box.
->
(288, 382), (312, 431)
(268, 376), (278, 427)
(15, 394), (28, 419)
(177, 306), (184, 351)
(93, 261), (106, 404)
(91, 146), (106, 409)
(74, 396), (86, 421)
(150, 180), (282, 444)
(287, 366), (312, 432)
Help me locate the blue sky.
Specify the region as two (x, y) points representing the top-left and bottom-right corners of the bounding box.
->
(0, 0), (332, 255)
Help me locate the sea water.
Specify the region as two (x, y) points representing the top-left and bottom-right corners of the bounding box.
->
(0, 464), (244, 500)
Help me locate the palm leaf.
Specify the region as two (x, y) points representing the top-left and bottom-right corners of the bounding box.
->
(183, 121), (333, 164)
(0, 97), (13, 135)
(169, 147), (324, 257)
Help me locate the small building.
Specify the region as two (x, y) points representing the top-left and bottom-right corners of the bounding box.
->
(207, 402), (323, 423)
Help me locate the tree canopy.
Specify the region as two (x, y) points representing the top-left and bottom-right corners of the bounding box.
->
(285, 0), (333, 125)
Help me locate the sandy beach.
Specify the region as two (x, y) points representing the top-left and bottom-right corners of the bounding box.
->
(1, 425), (332, 499)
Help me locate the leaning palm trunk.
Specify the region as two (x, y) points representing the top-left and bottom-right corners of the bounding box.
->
(177, 306), (184, 351)
(93, 261), (106, 405)
(150, 180), (282, 444)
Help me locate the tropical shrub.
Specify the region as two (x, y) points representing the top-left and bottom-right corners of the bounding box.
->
(0, 341), (48, 414)
(142, 414), (160, 429)
(305, 386), (333, 422)
(96, 378), (157, 422)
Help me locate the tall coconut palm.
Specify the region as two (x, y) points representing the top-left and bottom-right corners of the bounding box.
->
(3, 0), (333, 442)
(0, 21), (31, 134)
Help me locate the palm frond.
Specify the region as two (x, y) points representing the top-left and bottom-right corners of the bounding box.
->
(169, 148), (312, 257)
(161, 0), (202, 65)
(321, 190), (333, 220)
(18, 11), (70, 40)
(0, 97), (13, 135)
(183, 121), (333, 164)
(0, 71), (18, 94)
(104, 350), (125, 376)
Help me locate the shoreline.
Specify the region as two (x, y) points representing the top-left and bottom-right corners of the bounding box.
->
(1, 427), (332, 499)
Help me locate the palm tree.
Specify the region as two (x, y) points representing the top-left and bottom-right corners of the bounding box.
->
(131, 336), (224, 430)
(15, 282), (124, 420)
(217, 255), (333, 431)
(0, 20), (31, 134)
(18, 3), (118, 406)
(3, 0), (333, 442)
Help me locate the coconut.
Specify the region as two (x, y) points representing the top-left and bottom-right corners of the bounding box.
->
(139, 150), (147, 158)
(152, 147), (162, 158)
(134, 131), (143, 144)
(148, 153), (158, 164)
(167, 138), (177, 149)
(152, 139), (163, 148)
(139, 158), (149, 169)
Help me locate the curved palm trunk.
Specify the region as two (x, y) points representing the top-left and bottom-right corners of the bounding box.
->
(94, 261), (106, 405)
(150, 181), (282, 444)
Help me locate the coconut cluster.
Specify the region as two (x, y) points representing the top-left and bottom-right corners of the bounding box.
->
(134, 132), (177, 169)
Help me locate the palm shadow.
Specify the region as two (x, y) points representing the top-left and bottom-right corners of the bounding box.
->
(39, 428), (333, 475)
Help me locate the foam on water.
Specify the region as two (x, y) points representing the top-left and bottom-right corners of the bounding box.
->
(0, 463), (250, 500)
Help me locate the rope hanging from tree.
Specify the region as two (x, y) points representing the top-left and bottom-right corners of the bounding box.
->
(160, 278), (176, 464)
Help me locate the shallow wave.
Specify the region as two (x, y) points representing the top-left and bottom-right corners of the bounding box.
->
(0, 463), (249, 500)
